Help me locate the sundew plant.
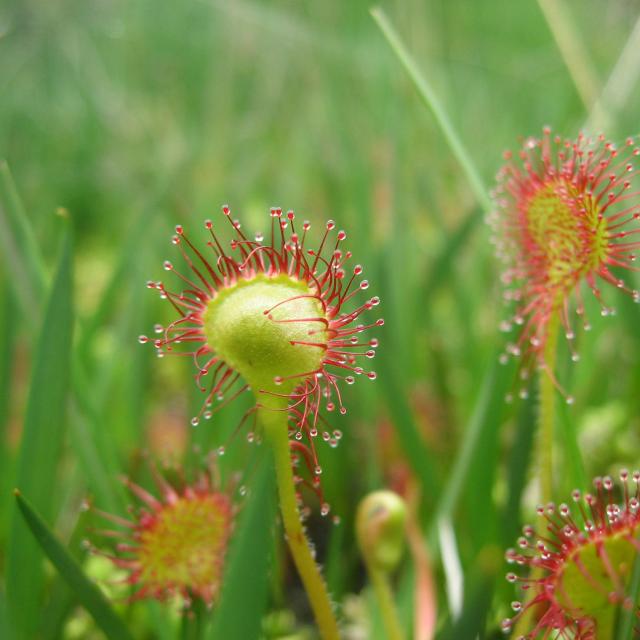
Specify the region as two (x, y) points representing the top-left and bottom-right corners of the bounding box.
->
(2, 2), (640, 640)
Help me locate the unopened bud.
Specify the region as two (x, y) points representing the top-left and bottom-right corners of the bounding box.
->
(356, 490), (407, 573)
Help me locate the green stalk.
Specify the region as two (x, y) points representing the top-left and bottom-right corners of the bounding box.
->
(260, 404), (340, 640)
(366, 565), (405, 640)
(181, 598), (206, 640)
(538, 311), (560, 503)
(512, 311), (560, 638)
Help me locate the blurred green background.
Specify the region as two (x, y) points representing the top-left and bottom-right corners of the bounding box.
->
(2, 0), (640, 638)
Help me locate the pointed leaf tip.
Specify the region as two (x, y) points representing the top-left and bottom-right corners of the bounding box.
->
(15, 492), (134, 640)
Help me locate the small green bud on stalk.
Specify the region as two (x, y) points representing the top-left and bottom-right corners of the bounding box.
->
(356, 490), (408, 573)
(356, 490), (407, 640)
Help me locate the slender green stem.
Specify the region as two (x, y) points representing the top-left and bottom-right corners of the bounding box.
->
(512, 312), (560, 639)
(370, 7), (492, 214)
(260, 406), (340, 640)
(180, 597), (206, 640)
(367, 565), (405, 640)
(538, 311), (560, 503)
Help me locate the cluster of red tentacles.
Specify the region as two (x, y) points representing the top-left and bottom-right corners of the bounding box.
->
(503, 471), (640, 639)
(491, 128), (640, 385)
(139, 206), (381, 508)
(91, 466), (233, 607)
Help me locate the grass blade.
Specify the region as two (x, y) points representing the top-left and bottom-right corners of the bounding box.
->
(502, 399), (536, 544)
(5, 220), (74, 639)
(615, 531), (640, 639)
(432, 354), (515, 542)
(556, 399), (587, 492)
(370, 7), (492, 214)
(418, 207), (482, 308)
(585, 13), (640, 131)
(40, 494), (93, 640)
(14, 491), (134, 640)
(76, 205), (159, 365)
(440, 569), (494, 640)
(0, 168), (120, 512)
(0, 281), (15, 434)
(0, 586), (10, 639)
(207, 452), (277, 640)
(0, 160), (47, 327)
(145, 601), (177, 640)
(375, 253), (439, 498)
(536, 0), (600, 114)
(0, 281), (17, 544)
(377, 342), (439, 497)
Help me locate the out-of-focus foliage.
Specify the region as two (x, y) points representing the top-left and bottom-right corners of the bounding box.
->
(1, 0), (640, 637)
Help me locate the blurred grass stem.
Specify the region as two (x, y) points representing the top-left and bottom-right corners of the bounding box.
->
(615, 529), (640, 639)
(511, 313), (561, 636)
(0, 161), (47, 327)
(512, 314), (560, 638)
(367, 565), (405, 640)
(370, 7), (492, 214)
(260, 406), (340, 640)
(538, 312), (559, 503)
(536, 0), (603, 122)
(585, 13), (640, 132)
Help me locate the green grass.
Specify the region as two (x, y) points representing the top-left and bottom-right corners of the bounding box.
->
(2, 0), (640, 638)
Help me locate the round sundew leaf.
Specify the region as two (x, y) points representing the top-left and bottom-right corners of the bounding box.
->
(557, 531), (636, 636)
(489, 129), (640, 374)
(147, 209), (381, 429)
(203, 273), (328, 394)
(137, 492), (231, 599)
(526, 182), (608, 291)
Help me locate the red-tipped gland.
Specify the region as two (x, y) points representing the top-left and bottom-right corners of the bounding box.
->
(92, 466), (233, 607)
(144, 206), (381, 487)
(491, 129), (640, 379)
(503, 470), (640, 638)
